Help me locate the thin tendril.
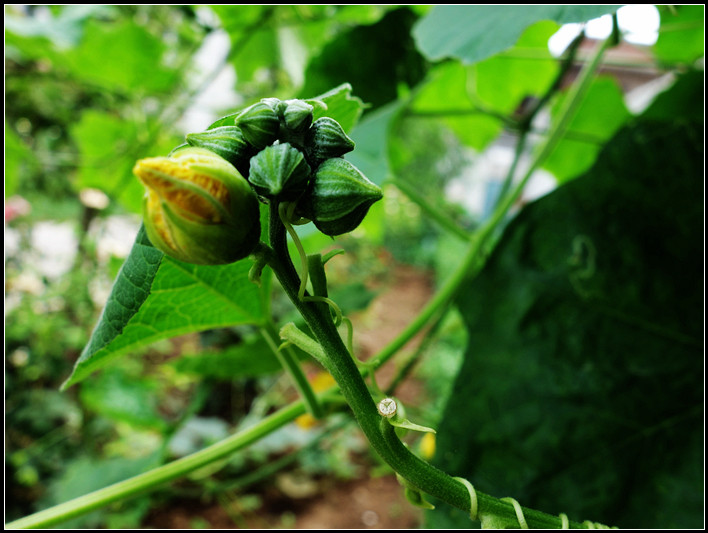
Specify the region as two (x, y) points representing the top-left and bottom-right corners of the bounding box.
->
(303, 295), (343, 326)
(560, 513), (569, 529)
(453, 477), (478, 520)
(501, 497), (528, 529)
(279, 202), (309, 301)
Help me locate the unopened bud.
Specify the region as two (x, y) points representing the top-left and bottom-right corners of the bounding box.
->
(133, 147), (261, 265)
(301, 158), (382, 236)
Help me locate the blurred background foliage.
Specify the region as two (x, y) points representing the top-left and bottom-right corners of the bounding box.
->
(5, 4), (704, 529)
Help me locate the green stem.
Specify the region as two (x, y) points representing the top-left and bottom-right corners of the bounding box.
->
(261, 322), (323, 419)
(5, 399), (309, 530)
(264, 202), (592, 529)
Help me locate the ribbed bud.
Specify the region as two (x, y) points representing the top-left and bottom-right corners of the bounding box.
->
(281, 99), (314, 137)
(301, 158), (382, 236)
(185, 126), (255, 177)
(133, 147), (261, 265)
(248, 143), (311, 200)
(305, 117), (355, 164)
(234, 102), (280, 149)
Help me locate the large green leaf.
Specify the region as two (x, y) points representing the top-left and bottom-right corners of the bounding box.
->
(410, 61), (501, 151)
(413, 5), (621, 64)
(543, 76), (631, 183)
(63, 226), (266, 389)
(428, 118), (703, 528)
(653, 5), (705, 66)
(472, 21), (559, 115)
(409, 21), (559, 152)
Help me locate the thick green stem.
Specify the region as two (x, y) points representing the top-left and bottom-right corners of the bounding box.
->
(264, 203), (588, 529)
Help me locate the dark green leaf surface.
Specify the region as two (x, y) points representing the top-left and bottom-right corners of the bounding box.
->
(300, 7), (427, 111)
(413, 5), (621, 63)
(430, 119), (703, 528)
(63, 226), (266, 388)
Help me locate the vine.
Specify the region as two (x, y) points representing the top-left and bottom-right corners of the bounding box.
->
(6, 21), (623, 531)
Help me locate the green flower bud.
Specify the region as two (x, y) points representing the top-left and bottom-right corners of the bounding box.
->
(248, 143), (311, 200)
(133, 147), (261, 265)
(305, 117), (355, 164)
(281, 99), (314, 137)
(234, 101), (280, 149)
(302, 158), (382, 236)
(185, 126), (255, 177)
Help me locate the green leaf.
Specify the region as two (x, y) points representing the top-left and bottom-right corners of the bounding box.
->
(472, 21), (559, 115)
(172, 335), (300, 379)
(79, 367), (168, 430)
(300, 7), (427, 110)
(544, 76), (631, 183)
(60, 18), (177, 94)
(309, 83), (365, 133)
(641, 69), (704, 123)
(5, 121), (37, 197)
(413, 5), (621, 64)
(63, 226), (267, 388)
(70, 109), (145, 212)
(410, 62), (501, 151)
(40, 452), (160, 529)
(346, 100), (403, 186)
(653, 5), (705, 66)
(430, 119), (703, 528)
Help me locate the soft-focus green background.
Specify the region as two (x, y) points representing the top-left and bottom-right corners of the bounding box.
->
(5, 5), (704, 528)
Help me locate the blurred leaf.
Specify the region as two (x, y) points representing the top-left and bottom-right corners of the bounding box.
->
(300, 7), (427, 110)
(409, 18), (559, 153)
(64, 225), (267, 388)
(172, 335), (290, 379)
(653, 5), (705, 66)
(413, 5), (621, 63)
(5, 122), (37, 197)
(347, 100), (403, 186)
(544, 76), (631, 183)
(79, 368), (167, 430)
(60, 18), (177, 94)
(210, 5), (278, 84)
(430, 119), (703, 528)
(410, 62), (501, 151)
(40, 452), (160, 529)
(472, 21), (559, 115)
(4, 5), (116, 48)
(641, 69), (704, 123)
(70, 109), (145, 212)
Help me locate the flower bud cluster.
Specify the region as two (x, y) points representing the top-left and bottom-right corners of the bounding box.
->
(134, 96), (382, 265)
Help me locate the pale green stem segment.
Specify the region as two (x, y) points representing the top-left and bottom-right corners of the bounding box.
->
(279, 322), (328, 367)
(261, 323), (323, 419)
